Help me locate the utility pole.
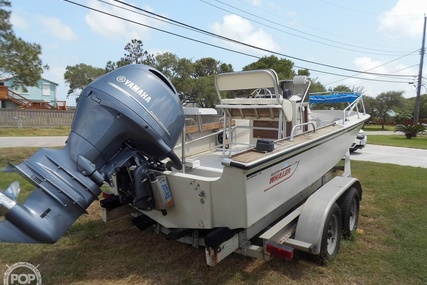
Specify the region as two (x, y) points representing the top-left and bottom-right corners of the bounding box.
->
(414, 15), (426, 125)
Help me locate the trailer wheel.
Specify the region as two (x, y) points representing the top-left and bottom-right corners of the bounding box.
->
(340, 187), (360, 239)
(319, 203), (342, 263)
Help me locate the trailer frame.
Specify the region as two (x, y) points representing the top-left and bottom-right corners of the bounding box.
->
(102, 151), (362, 266)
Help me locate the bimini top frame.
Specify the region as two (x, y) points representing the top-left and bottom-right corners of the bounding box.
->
(309, 92), (367, 124)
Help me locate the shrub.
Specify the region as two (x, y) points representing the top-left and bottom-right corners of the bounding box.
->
(394, 124), (426, 139)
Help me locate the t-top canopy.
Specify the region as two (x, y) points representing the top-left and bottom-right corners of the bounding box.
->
(309, 93), (361, 104)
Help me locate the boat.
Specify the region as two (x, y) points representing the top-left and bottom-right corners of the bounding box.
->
(0, 65), (370, 264)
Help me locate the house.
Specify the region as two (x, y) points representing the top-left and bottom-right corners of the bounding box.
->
(0, 77), (67, 110)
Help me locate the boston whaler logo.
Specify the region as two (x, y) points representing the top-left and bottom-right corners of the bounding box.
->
(264, 160), (299, 192)
(116, 76), (151, 103)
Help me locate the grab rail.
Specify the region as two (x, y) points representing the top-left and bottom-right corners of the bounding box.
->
(342, 94), (365, 124)
(289, 122), (316, 141)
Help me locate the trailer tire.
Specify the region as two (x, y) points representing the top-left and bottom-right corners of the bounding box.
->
(319, 203), (342, 263)
(340, 187), (360, 239)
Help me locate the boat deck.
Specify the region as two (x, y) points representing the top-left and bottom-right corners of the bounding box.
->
(231, 123), (343, 164)
(185, 123), (344, 175)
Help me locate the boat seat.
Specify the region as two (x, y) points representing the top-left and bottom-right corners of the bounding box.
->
(217, 97), (293, 122)
(215, 69), (296, 143)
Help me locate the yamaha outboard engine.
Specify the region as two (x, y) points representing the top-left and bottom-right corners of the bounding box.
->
(0, 64), (184, 243)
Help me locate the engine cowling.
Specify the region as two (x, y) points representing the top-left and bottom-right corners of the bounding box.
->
(0, 64), (184, 243)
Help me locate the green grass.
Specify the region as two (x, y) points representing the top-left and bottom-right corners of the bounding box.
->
(0, 127), (70, 137)
(0, 148), (426, 284)
(363, 124), (395, 131)
(368, 134), (427, 149)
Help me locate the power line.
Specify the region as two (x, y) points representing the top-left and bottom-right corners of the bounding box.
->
(203, 0), (409, 56)
(62, 0), (417, 84)
(318, 0), (383, 16)
(110, 0), (416, 78)
(233, 0), (412, 53)
(304, 66), (414, 84)
(325, 51), (420, 85)
(62, 0), (259, 59)
(338, 65), (420, 90)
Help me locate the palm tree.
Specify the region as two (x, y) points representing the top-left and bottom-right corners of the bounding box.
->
(394, 124), (426, 139)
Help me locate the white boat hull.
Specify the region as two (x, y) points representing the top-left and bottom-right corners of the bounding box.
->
(143, 113), (369, 230)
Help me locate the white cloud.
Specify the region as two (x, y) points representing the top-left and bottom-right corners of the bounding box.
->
(354, 57), (388, 74)
(85, 0), (156, 41)
(10, 14), (28, 30)
(378, 0), (427, 38)
(210, 14), (279, 55)
(349, 56), (418, 97)
(353, 56), (417, 82)
(40, 16), (78, 41)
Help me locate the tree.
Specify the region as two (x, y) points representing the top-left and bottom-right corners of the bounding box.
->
(153, 54), (233, 107)
(405, 94), (427, 121)
(297, 68), (310, 76)
(189, 58), (233, 107)
(63, 39), (234, 107)
(393, 111), (412, 124)
(193, 57), (232, 78)
(242, 55), (295, 80)
(106, 39), (154, 72)
(362, 95), (377, 121)
(64, 39), (155, 101)
(333, 85), (352, 92)
(421, 94), (427, 119)
(242, 55), (329, 99)
(124, 39), (154, 65)
(374, 91), (406, 129)
(308, 80), (327, 94)
(105, 59), (128, 73)
(164, 56), (194, 96)
(64, 63), (105, 98)
(0, 0), (48, 86)
(153, 52), (180, 80)
(154, 53), (195, 102)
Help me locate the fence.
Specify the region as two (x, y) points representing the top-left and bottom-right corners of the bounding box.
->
(0, 109), (75, 128)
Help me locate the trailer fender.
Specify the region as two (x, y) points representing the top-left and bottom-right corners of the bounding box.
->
(294, 176), (361, 255)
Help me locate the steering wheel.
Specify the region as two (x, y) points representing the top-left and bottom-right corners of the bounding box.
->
(250, 88), (273, 98)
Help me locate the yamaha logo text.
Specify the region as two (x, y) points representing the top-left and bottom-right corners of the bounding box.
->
(116, 76), (151, 103)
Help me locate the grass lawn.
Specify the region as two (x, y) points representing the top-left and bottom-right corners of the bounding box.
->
(358, 124), (427, 150)
(368, 135), (427, 150)
(363, 124), (395, 132)
(0, 148), (426, 284)
(0, 127), (70, 137)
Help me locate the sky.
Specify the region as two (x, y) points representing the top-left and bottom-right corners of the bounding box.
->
(8, 0), (427, 106)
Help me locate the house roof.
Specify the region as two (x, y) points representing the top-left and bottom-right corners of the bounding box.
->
(0, 76), (13, 82)
(40, 78), (59, 86)
(0, 76), (58, 86)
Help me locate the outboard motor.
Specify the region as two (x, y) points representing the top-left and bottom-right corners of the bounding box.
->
(0, 64), (184, 243)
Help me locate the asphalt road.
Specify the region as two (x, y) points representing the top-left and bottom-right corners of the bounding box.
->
(0, 136), (426, 168)
(350, 144), (427, 168)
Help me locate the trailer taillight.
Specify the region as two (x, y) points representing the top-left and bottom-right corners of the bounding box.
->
(266, 241), (294, 260)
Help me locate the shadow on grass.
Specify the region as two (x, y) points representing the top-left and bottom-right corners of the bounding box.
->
(0, 209), (327, 285)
